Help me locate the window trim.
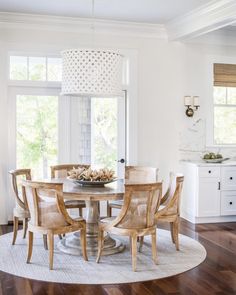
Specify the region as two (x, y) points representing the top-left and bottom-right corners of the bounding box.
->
(206, 55), (236, 148)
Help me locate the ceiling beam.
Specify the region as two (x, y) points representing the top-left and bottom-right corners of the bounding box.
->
(166, 0), (236, 41)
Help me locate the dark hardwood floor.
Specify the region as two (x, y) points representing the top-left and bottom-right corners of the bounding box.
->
(0, 219), (235, 295)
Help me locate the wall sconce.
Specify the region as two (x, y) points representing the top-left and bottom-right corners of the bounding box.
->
(184, 96), (200, 117)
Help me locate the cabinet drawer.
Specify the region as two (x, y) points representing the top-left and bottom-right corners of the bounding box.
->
(198, 167), (220, 178)
(221, 191), (236, 215)
(221, 167), (236, 190)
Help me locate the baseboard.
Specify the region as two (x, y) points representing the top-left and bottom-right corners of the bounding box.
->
(181, 211), (236, 224)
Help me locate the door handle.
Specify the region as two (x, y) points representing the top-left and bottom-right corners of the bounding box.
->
(117, 158), (125, 163)
(218, 182), (221, 190)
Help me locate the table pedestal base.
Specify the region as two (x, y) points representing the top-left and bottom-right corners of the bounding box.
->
(57, 200), (125, 256)
(57, 232), (125, 256)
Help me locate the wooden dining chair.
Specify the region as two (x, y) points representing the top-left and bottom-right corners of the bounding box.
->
(97, 182), (162, 271)
(9, 169), (31, 245)
(51, 164), (90, 216)
(156, 173), (184, 250)
(139, 173), (184, 251)
(22, 180), (88, 270)
(107, 166), (158, 217)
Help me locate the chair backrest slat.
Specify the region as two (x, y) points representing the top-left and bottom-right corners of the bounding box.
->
(125, 166), (158, 183)
(159, 173), (184, 216)
(9, 169), (31, 210)
(117, 182), (162, 229)
(22, 180), (69, 228)
(51, 164), (90, 178)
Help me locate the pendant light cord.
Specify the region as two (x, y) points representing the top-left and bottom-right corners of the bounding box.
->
(91, 0), (95, 46)
(91, 0), (95, 30)
(92, 0), (94, 19)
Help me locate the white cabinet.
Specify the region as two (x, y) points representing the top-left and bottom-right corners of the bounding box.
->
(180, 162), (236, 224)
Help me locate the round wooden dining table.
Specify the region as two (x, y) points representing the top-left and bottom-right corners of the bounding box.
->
(49, 178), (125, 256)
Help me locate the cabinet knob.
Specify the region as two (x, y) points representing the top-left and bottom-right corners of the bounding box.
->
(208, 170), (211, 174)
(229, 202), (233, 205)
(230, 177), (233, 180)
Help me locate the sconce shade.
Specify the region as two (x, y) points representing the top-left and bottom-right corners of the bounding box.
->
(61, 49), (123, 97)
(193, 96), (200, 106)
(184, 96), (192, 106)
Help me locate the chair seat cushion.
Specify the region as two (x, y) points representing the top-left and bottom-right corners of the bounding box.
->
(108, 200), (123, 207)
(14, 206), (30, 219)
(100, 216), (116, 223)
(65, 200), (86, 208)
(157, 204), (177, 216)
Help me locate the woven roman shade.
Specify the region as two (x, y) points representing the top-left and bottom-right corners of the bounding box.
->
(214, 63), (236, 87)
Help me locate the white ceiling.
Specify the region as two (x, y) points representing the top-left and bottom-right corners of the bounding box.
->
(0, 0), (212, 24)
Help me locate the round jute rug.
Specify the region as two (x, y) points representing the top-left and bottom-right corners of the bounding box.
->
(0, 229), (206, 284)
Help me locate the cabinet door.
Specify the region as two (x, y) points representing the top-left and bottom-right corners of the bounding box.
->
(198, 178), (221, 217)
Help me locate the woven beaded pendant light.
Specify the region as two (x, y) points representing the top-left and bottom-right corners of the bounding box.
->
(61, 1), (123, 97)
(61, 49), (123, 97)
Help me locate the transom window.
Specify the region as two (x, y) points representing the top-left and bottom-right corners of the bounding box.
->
(10, 55), (62, 81)
(213, 63), (236, 145)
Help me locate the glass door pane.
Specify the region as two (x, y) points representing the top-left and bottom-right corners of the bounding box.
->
(91, 96), (126, 177)
(91, 98), (118, 171)
(16, 95), (58, 178)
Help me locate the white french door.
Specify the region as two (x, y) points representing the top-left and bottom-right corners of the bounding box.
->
(90, 94), (126, 179)
(9, 88), (126, 179)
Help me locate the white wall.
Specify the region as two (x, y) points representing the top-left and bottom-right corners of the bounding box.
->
(179, 42), (236, 162)
(0, 41), (8, 224)
(0, 22), (236, 223)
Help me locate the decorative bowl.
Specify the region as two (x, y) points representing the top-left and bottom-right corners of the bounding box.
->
(72, 179), (117, 187)
(202, 157), (229, 163)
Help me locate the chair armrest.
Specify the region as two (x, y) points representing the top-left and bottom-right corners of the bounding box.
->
(56, 191), (84, 226)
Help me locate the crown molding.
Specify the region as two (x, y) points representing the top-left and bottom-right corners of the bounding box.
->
(0, 12), (167, 39)
(166, 0), (236, 41)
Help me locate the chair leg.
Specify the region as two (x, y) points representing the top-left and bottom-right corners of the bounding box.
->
(80, 228), (88, 261)
(23, 218), (28, 239)
(43, 234), (48, 250)
(170, 222), (175, 244)
(151, 231), (158, 264)
(131, 235), (137, 271)
(12, 216), (19, 245)
(79, 207), (83, 217)
(173, 219), (180, 251)
(98, 202), (100, 214)
(48, 233), (54, 270)
(27, 231), (33, 263)
(107, 202), (112, 217)
(96, 229), (104, 263)
(138, 236), (144, 252)
(129, 236), (132, 253)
